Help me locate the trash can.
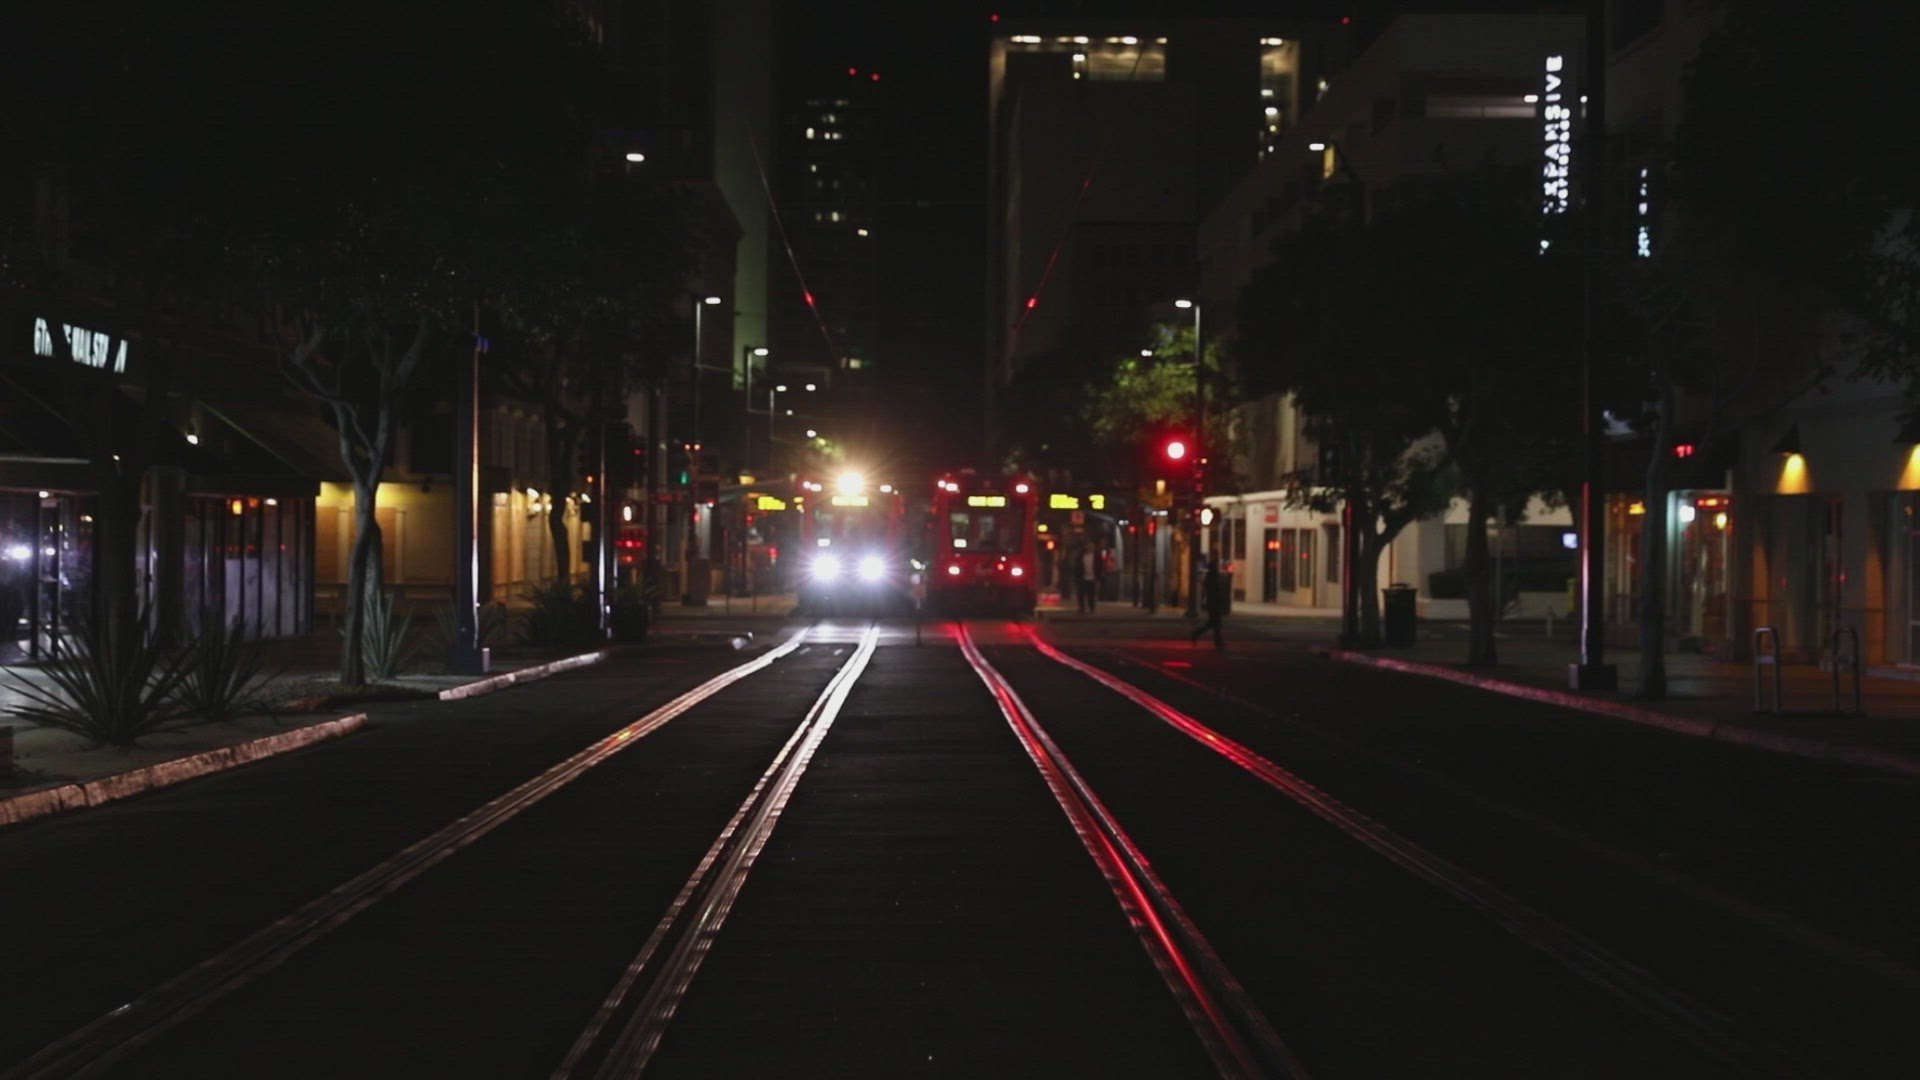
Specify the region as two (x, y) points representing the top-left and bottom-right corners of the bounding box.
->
(1382, 583), (1417, 647)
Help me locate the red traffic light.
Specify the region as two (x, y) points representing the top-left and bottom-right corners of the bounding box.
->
(1164, 439), (1188, 461)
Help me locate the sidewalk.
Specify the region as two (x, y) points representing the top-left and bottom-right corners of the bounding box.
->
(1038, 603), (1920, 777)
(1326, 621), (1920, 778)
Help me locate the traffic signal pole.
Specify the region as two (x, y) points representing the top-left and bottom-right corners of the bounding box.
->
(1187, 301), (1204, 619)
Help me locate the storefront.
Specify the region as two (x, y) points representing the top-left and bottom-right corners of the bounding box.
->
(1603, 489), (1734, 651)
(5, 307), (319, 657)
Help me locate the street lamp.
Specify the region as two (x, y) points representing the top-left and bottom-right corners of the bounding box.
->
(769, 384), (787, 465)
(689, 296), (722, 562)
(742, 345), (768, 468)
(1174, 298), (1204, 618)
(1300, 141), (1369, 647)
(767, 382), (816, 469)
(692, 296), (722, 457)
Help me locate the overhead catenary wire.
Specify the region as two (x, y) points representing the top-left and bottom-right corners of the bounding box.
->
(998, 40), (1151, 385)
(748, 129), (840, 363)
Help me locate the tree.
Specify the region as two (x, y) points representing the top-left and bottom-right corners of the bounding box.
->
(13, 2), (670, 682)
(1380, 173), (1619, 665)
(1238, 201), (1460, 646)
(491, 179), (693, 584)
(1083, 325), (1230, 449)
(282, 318), (426, 684)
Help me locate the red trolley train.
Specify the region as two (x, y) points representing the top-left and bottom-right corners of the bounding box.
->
(926, 470), (1038, 616)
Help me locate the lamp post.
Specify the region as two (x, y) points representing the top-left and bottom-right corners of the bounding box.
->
(769, 383), (786, 464)
(767, 382), (816, 471)
(448, 301), (488, 674)
(686, 296), (721, 571)
(1174, 298), (1204, 618)
(742, 345), (768, 468)
(690, 294), (721, 476)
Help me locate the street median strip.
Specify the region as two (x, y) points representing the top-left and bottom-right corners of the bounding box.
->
(0, 649), (613, 831)
(437, 649), (610, 701)
(0, 714), (367, 830)
(1322, 649), (1920, 780)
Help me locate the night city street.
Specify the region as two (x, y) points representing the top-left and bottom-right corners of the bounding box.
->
(9, 0), (1920, 1075)
(3, 619), (1918, 1076)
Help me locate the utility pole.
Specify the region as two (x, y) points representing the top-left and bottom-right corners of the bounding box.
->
(1177, 299), (1204, 618)
(1568, 3), (1617, 690)
(595, 409), (610, 636)
(448, 301), (487, 674)
(1190, 307), (1205, 619)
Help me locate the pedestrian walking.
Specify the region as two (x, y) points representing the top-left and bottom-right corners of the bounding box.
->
(1078, 545), (1099, 614)
(1190, 555), (1231, 648)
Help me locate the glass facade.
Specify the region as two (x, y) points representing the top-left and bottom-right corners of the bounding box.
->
(0, 491), (93, 661)
(174, 495), (312, 639)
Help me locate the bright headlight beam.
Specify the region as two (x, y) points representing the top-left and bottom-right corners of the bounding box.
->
(858, 555), (885, 582)
(812, 554), (842, 582)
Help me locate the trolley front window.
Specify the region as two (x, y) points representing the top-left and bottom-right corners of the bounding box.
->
(947, 509), (1025, 553)
(811, 506), (891, 546)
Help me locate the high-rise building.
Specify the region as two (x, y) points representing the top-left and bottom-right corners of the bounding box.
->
(771, 67), (882, 384)
(598, 0), (775, 438)
(984, 17), (1344, 445)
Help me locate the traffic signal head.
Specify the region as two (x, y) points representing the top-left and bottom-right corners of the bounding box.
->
(1164, 438), (1188, 462)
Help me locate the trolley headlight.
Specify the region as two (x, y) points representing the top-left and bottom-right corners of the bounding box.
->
(811, 553), (842, 583)
(857, 554), (886, 583)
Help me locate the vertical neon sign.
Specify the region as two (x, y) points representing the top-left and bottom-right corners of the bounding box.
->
(1540, 54), (1572, 253)
(1635, 167), (1652, 258)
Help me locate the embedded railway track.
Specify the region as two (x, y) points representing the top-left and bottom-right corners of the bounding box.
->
(3, 618), (1859, 1077)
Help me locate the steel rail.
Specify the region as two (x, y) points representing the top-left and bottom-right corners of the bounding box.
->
(1114, 648), (1920, 996)
(1027, 629), (1801, 1076)
(556, 623), (881, 1079)
(5, 625), (819, 1080)
(957, 624), (1307, 1080)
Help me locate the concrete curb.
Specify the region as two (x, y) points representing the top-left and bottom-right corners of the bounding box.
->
(1322, 649), (1920, 779)
(436, 649), (610, 701)
(0, 713), (368, 830)
(0, 647), (615, 831)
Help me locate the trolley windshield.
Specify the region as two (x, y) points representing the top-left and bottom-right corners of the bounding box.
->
(946, 508), (1026, 554)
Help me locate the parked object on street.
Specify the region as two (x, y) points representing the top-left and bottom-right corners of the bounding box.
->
(1752, 626), (1782, 714)
(1382, 584), (1417, 648)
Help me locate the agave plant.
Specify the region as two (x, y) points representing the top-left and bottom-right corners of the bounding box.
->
(4, 611), (191, 746)
(359, 589), (413, 681)
(522, 579), (597, 648)
(173, 612), (282, 723)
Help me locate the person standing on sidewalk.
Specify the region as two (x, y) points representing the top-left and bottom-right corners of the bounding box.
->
(1190, 555), (1230, 648)
(1078, 545), (1099, 614)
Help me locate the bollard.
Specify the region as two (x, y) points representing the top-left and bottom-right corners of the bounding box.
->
(1544, 606), (1555, 639)
(1830, 626), (1864, 717)
(1753, 626), (1782, 713)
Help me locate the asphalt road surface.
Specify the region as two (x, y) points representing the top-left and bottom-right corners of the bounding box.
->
(2, 617), (1915, 1078)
